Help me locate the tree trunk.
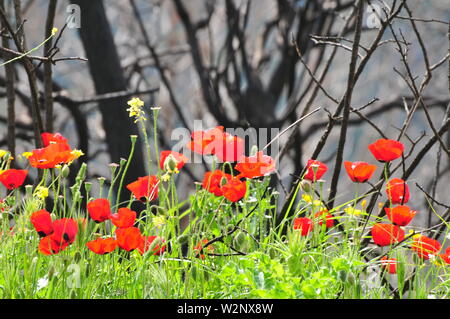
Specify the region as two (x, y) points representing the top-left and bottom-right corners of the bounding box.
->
(70, 0), (146, 188)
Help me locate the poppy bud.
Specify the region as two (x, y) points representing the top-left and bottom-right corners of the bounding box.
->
(268, 247), (277, 259)
(233, 232), (249, 251)
(61, 165), (70, 178)
(163, 154), (178, 173)
(300, 180), (312, 193)
(338, 270), (347, 282)
(48, 265), (56, 280)
(84, 182), (92, 194)
(347, 272), (356, 285)
(74, 252), (82, 263)
(250, 145), (259, 156)
(177, 234), (189, 244)
(25, 184), (33, 198)
(119, 158), (127, 167)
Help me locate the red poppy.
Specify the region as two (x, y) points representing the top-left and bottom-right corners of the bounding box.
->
(41, 132), (68, 147)
(38, 236), (68, 255)
(314, 211), (334, 229)
(202, 170), (232, 196)
(344, 161), (376, 183)
(126, 175), (159, 201)
(187, 126), (244, 162)
(51, 218), (78, 244)
(30, 209), (53, 237)
(411, 235), (441, 260)
(159, 151), (188, 171)
(86, 237), (118, 255)
(193, 239), (214, 260)
(293, 217), (314, 236)
(439, 247), (450, 264)
(0, 169), (28, 190)
(138, 236), (166, 255)
(304, 159), (328, 182)
(386, 178), (410, 204)
(235, 151), (276, 179)
(27, 142), (79, 169)
(115, 227), (144, 252)
(380, 256), (397, 274)
(371, 223), (404, 247)
(188, 126), (224, 156)
(221, 177), (247, 202)
(214, 131), (245, 163)
(87, 198), (111, 223)
(368, 139), (404, 162)
(111, 207), (136, 228)
(384, 205), (416, 226)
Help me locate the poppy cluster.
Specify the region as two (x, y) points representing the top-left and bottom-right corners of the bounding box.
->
(85, 197), (166, 255)
(30, 210), (78, 255)
(195, 130), (276, 203)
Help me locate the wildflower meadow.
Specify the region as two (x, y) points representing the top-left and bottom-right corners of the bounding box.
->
(0, 0), (448, 303)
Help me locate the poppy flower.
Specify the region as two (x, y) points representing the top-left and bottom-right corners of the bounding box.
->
(41, 132), (68, 147)
(87, 198), (111, 223)
(386, 178), (410, 204)
(138, 236), (166, 255)
(293, 217), (314, 236)
(159, 151), (188, 171)
(368, 139), (404, 162)
(380, 256), (397, 274)
(86, 237), (118, 255)
(411, 235), (441, 260)
(314, 211), (334, 229)
(304, 159), (328, 182)
(187, 126), (244, 162)
(344, 161), (376, 183)
(27, 142), (81, 169)
(126, 175), (159, 201)
(193, 239), (214, 260)
(371, 223), (404, 247)
(221, 177), (247, 202)
(38, 235), (68, 255)
(111, 207), (136, 228)
(30, 209), (53, 237)
(115, 227), (144, 252)
(187, 126), (224, 156)
(202, 170), (232, 196)
(214, 131), (245, 163)
(384, 205), (416, 226)
(235, 151), (276, 179)
(0, 169), (28, 190)
(439, 247), (450, 264)
(51, 218), (78, 244)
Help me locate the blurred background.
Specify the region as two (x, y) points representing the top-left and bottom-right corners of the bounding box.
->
(0, 0), (449, 229)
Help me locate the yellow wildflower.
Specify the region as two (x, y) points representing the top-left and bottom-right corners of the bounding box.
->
(161, 173), (171, 182)
(22, 152), (32, 159)
(153, 215), (166, 229)
(344, 206), (364, 216)
(127, 97), (146, 123)
(302, 194), (325, 209)
(0, 150), (8, 158)
(51, 27), (58, 36)
(71, 149), (84, 159)
(34, 186), (49, 200)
